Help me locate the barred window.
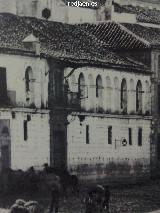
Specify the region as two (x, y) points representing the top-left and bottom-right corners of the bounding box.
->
(24, 121), (28, 141)
(129, 128), (132, 145)
(138, 128), (142, 146)
(136, 80), (142, 112)
(108, 126), (112, 144)
(86, 125), (89, 144)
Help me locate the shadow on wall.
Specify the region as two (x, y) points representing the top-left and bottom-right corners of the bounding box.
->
(69, 161), (150, 181)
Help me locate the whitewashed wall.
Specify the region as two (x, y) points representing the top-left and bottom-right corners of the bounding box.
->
(0, 54), (49, 108)
(67, 113), (151, 179)
(0, 0), (100, 23)
(0, 109), (50, 170)
(112, 12), (137, 23)
(64, 66), (152, 179)
(65, 66), (151, 114)
(0, 0), (17, 14)
(67, 7), (97, 23)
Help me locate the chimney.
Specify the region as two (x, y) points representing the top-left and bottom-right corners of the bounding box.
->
(22, 34), (40, 55)
(31, 0), (38, 17)
(105, 0), (113, 20)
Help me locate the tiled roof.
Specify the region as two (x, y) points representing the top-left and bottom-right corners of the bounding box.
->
(114, 2), (160, 25)
(0, 13), (147, 71)
(78, 22), (149, 49)
(123, 23), (160, 46)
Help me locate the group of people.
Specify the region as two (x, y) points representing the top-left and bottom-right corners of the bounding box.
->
(84, 185), (110, 213)
(49, 183), (110, 213)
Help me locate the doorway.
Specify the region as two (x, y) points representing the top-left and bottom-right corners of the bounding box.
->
(0, 120), (11, 170)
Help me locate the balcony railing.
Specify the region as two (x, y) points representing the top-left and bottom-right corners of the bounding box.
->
(66, 91), (80, 109)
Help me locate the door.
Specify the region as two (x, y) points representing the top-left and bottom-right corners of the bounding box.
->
(53, 131), (66, 169)
(0, 68), (7, 102)
(1, 146), (10, 169)
(0, 120), (11, 170)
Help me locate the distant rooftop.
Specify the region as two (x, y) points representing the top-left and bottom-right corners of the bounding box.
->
(123, 22), (160, 47)
(114, 2), (160, 25)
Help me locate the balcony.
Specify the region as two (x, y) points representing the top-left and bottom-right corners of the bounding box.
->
(66, 91), (80, 110)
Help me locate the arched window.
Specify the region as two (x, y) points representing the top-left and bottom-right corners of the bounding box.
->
(158, 55), (160, 79)
(129, 79), (135, 112)
(25, 67), (34, 103)
(96, 75), (102, 98)
(78, 73), (86, 109)
(25, 69), (30, 93)
(78, 73), (85, 99)
(88, 74), (94, 109)
(121, 79), (127, 111)
(114, 77), (119, 111)
(145, 80), (150, 114)
(106, 76), (111, 111)
(25, 67), (34, 93)
(136, 80), (143, 112)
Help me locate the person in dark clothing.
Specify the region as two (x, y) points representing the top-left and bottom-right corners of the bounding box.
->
(103, 185), (110, 212)
(50, 184), (60, 213)
(85, 191), (95, 213)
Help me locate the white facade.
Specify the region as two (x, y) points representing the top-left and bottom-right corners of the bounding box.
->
(65, 67), (151, 114)
(0, 52), (152, 179)
(0, 0), (106, 23)
(112, 12), (137, 24)
(66, 7), (97, 24)
(0, 108), (50, 171)
(65, 66), (152, 179)
(67, 113), (151, 179)
(0, 53), (49, 108)
(0, 53), (50, 171)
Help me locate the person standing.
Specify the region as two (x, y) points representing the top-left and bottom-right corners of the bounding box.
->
(50, 183), (60, 213)
(103, 185), (110, 212)
(85, 191), (94, 213)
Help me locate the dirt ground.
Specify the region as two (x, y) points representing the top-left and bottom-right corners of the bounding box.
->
(1, 181), (160, 213)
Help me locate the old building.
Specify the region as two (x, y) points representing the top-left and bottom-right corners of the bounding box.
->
(0, 12), (153, 181)
(0, 0), (107, 23)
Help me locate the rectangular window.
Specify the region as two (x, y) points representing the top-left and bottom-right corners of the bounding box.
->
(129, 128), (132, 145)
(86, 125), (89, 144)
(158, 85), (160, 115)
(24, 121), (28, 141)
(138, 128), (142, 146)
(158, 133), (160, 160)
(108, 126), (112, 144)
(0, 67), (7, 101)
